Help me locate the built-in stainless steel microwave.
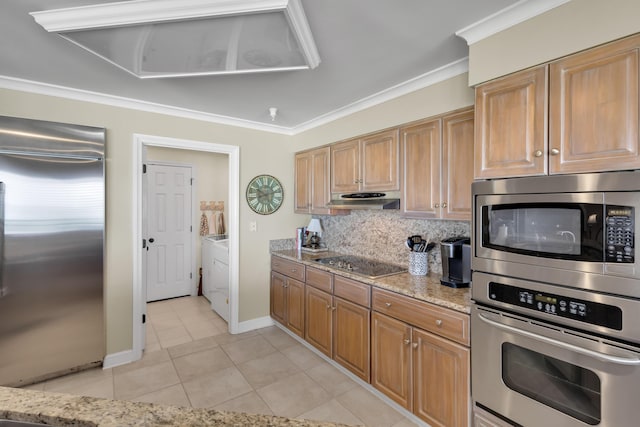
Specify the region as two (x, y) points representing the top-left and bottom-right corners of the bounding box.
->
(472, 171), (640, 299)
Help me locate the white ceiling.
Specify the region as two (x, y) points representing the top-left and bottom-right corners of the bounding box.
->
(1, 1), (559, 133)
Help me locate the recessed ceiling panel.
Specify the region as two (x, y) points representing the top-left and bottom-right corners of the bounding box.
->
(31, 0), (320, 78)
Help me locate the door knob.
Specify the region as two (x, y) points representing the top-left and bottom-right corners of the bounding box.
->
(149, 238), (155, 243)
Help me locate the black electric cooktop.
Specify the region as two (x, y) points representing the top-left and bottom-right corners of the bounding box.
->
(313, 255), (406, 279)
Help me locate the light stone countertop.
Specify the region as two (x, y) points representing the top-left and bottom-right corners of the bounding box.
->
(0, 386), (353, 427)
(271, 250), (471, 314)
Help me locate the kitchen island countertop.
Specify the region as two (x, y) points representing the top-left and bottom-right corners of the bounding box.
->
(271, 250), (471, 314)
(0, 386), (352, 427)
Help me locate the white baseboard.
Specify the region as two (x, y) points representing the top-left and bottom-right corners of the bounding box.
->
(234, 315), (274, 334)
(103, 349), (141, 369)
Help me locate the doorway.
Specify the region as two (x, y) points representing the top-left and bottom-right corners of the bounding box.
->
(132, 134), (240, 362)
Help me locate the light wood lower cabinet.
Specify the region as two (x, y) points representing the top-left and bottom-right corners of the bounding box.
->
(270, 256), (306, 338)
(304, 267), (371, 382)
(372, 289), (470, 427)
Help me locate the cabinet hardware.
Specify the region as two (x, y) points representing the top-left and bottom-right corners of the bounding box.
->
(403, 339), (410, 345)
(435, 319), (443, 326)
(534, 150), (543, 157)
(332, 306), (337, 311)
(434, 203), (440, 208)
(385, 302), (392, 307)
(442, 202), (447, 208)
(412, 343), (418, 349)
(326, 304), (331, 309)
(291, 269), (297, 272)
(550, 148), (560, 155)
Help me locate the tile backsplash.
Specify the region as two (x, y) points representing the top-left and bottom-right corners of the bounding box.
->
(274, 211), (471, 274)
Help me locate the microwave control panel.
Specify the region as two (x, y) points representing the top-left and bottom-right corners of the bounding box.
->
(605, 205), (634, 263)
(488, 282), (622, 330)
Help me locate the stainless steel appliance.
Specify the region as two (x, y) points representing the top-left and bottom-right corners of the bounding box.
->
(312, 255), (406, 278)
(471, 172), (640, 426)
(326, 192), (400, 210)
(0, 116), (105, 387)
(440, 236), (471, 288)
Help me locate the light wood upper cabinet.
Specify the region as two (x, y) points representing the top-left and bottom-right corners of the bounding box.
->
(331, 129), (400, 193)
(401, 107), (474, 220)
(442, 109), (475, 220)
(474, 65), (548, 179)
(549, 34), (640, 174)
(475, 33), (640, 179)
(295, 147), (346, 215)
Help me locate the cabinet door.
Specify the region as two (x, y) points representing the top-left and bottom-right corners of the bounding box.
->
(305, 286), (333, 357)
(331, 139), (360, 193)
(333, 297), (370, 382)
(475, 65), (548, 178)
(371, 312), (412, 410)
(270, 271), (287, 325)
(294, 152), (312, 213)
(442, 108), (474, 220)
(286, 279), (305, 338)
(310, 147), (333, 214)
(361, 129), (400, 191)
(401, 119), (440, 218)
(550, 34), (640, 174)
(413, 328), (470, 427)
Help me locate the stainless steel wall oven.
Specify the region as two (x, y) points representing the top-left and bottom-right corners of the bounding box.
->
(471, 171), (640, 427)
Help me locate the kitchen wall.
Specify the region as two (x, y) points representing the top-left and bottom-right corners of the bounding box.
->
(316, 211), (470, 274)
(467, 0), (640, 85)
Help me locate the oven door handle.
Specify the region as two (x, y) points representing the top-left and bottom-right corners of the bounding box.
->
(478, 312), (640, 366)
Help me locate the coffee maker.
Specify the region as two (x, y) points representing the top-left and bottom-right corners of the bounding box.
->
(440, 237), (471, 288)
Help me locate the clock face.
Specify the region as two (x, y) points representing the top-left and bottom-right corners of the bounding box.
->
(246, 174), (284, 215)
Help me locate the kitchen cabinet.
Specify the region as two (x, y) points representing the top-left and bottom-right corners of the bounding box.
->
(475, 33), (640, 179)
(304, 267), (371, 382)
(474, 65), (548, 179)
(270, 256), (306, 337)
(549, 33), (640, 174)
(295, 147), (347, 215)
(331, 129), (400, 193)
(371, 288), (470, 427)
(401, 107), (474, 220)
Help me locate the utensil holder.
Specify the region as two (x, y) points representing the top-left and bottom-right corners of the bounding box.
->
(409, 252), (428, 275)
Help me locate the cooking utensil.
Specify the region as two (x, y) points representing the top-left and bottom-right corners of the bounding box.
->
(406, 235), (422, 251)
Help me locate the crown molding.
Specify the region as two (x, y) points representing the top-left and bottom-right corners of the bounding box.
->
(0, 58), (467, 136)
(0, 76), (295, 135)
(456, 0), (571, 45)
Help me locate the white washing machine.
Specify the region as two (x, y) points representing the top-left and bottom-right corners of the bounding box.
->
(202, 235), (229, 322)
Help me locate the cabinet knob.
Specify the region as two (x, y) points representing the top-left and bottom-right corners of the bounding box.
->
(534, 150), (543, 157)
(550, 148), (560, 155)
(434, 203), (440, 208)
(435, 319), (443, 327)
(291, 269), (297, 272)
(332, 306), (337, 311)
(284, 284), (288, 288)
(441, 202), (447, 208)
(403, 339), (411, 345)
(326, 304), (331, 309)
(412, 343), (418, 349)
(385, 302), (392, 307)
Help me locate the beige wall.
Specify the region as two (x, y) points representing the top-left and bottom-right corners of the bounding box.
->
(468, 0), (640, 85)
(292, 73), (474, 150)
(0, 88), (304, 354)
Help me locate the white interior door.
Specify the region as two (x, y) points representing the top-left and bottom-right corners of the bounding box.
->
(146, 163), (193, 302)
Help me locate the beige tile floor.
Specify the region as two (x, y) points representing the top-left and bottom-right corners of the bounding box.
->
(25, 296), (420, 427)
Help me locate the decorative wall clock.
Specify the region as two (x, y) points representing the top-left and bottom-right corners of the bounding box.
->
(246, 174), (284, 215)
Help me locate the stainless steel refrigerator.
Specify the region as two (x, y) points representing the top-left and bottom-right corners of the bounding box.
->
(0, 115), (105, 386)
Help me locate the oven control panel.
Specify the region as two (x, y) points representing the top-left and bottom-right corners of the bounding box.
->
(488, 282), (622, 330)
(605, 205), (634, 263)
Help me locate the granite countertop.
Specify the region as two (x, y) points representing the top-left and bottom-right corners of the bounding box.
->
(271, 250), (471, 314)
(0, 386), (352, 427)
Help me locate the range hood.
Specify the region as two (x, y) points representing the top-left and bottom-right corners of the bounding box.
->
(326, 192), (400, 210)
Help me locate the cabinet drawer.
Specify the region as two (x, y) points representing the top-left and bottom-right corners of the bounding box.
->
(334, 275), (371, 308)
(271, 256), (305, 282)
(306, 267), (333, 293)
(372, 288), (469, 346)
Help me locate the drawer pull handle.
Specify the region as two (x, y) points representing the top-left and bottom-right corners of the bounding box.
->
(435, 319), (443, 327)
(403, 339), (410, 345)
(385, 302), (392, 307)
(291, 269), (297, 272)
